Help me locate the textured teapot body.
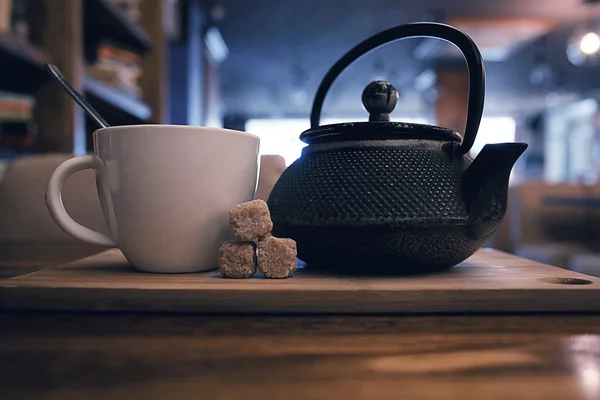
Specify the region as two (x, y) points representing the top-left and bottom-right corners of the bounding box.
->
(268, 139), (474, 228)
(267, 139), (503, 272)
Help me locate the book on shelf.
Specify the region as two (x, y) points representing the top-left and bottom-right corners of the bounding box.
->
(0, 90), (32, 118)
(87, 41), (143, 97)
(0, 90), (37, 151)
(0, 0), (36, 154)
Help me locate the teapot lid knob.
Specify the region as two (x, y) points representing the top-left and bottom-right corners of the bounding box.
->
(361, 80), (399, 122)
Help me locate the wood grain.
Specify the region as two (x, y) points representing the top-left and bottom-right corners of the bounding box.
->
(2, 312), (600, 399)
(139, 0), (169, 123)
(29, 0), (86, 154)
(2, 249), (600, 313)
(0, 262), (51, 279)
(0, 243), (102, 279)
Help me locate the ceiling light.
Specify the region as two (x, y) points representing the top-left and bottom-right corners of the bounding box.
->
(567, 29), (600, 66)
(580, 32), (600, 54)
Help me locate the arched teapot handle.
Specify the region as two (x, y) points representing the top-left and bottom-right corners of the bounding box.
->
(310, 22), (485, 155)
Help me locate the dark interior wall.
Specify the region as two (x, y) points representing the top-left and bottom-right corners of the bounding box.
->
(168, 0), (205, 126)
(214, 0), (600, 120)
(169, 45), (190, 125)
(168, 1), (600, 124)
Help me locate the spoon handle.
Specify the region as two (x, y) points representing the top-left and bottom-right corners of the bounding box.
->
(45, 63), (110, 129)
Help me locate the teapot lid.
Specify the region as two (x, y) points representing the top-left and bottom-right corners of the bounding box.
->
(300, 80), (462, 145)
(299, 22), (486, 153)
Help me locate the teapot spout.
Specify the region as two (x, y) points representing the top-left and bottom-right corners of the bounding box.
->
(463, 142), (528, 237)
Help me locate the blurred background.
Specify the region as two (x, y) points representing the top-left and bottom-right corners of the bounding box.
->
(3, 0), (600, 274)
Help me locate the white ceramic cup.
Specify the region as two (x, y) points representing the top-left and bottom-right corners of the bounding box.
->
(46, 124), (260, 273)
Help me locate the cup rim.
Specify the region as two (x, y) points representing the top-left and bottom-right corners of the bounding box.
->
(94, 124), (260, 140)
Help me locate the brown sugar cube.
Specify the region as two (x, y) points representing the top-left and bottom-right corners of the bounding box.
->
(219, 241), (257, 279)
(258, 236), (297, 279)
(229, 199), (273, 242)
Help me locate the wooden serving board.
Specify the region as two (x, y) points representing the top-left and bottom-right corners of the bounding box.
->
(1, 248), (600, 314)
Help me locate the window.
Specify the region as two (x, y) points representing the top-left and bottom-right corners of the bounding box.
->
(470, 117), (517, 158)
(246, 116), (515, 165)
(545, 99), (598, 183)
(246, 117), (429, 165)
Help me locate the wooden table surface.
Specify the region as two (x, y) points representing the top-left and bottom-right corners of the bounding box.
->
(2, 255), (600, 399)
(0, 260), (56, 279)
(2, 312), (600, 399)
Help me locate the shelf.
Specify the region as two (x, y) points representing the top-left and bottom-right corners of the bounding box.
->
(0, 34), (51, 93)
(84, 0), (152, 52)
(83, 75), (151, 125)
(0, 33), (49, 68)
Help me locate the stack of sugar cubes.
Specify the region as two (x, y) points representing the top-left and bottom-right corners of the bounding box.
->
(219, 199), (297, 279)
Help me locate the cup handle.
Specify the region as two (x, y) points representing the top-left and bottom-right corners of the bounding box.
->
(45, 155), (117, 247)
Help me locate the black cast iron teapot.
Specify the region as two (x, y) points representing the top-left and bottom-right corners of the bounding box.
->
(267, 22), (528, 274)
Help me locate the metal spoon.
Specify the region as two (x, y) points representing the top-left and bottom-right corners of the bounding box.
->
(44, 63), (110, 129)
